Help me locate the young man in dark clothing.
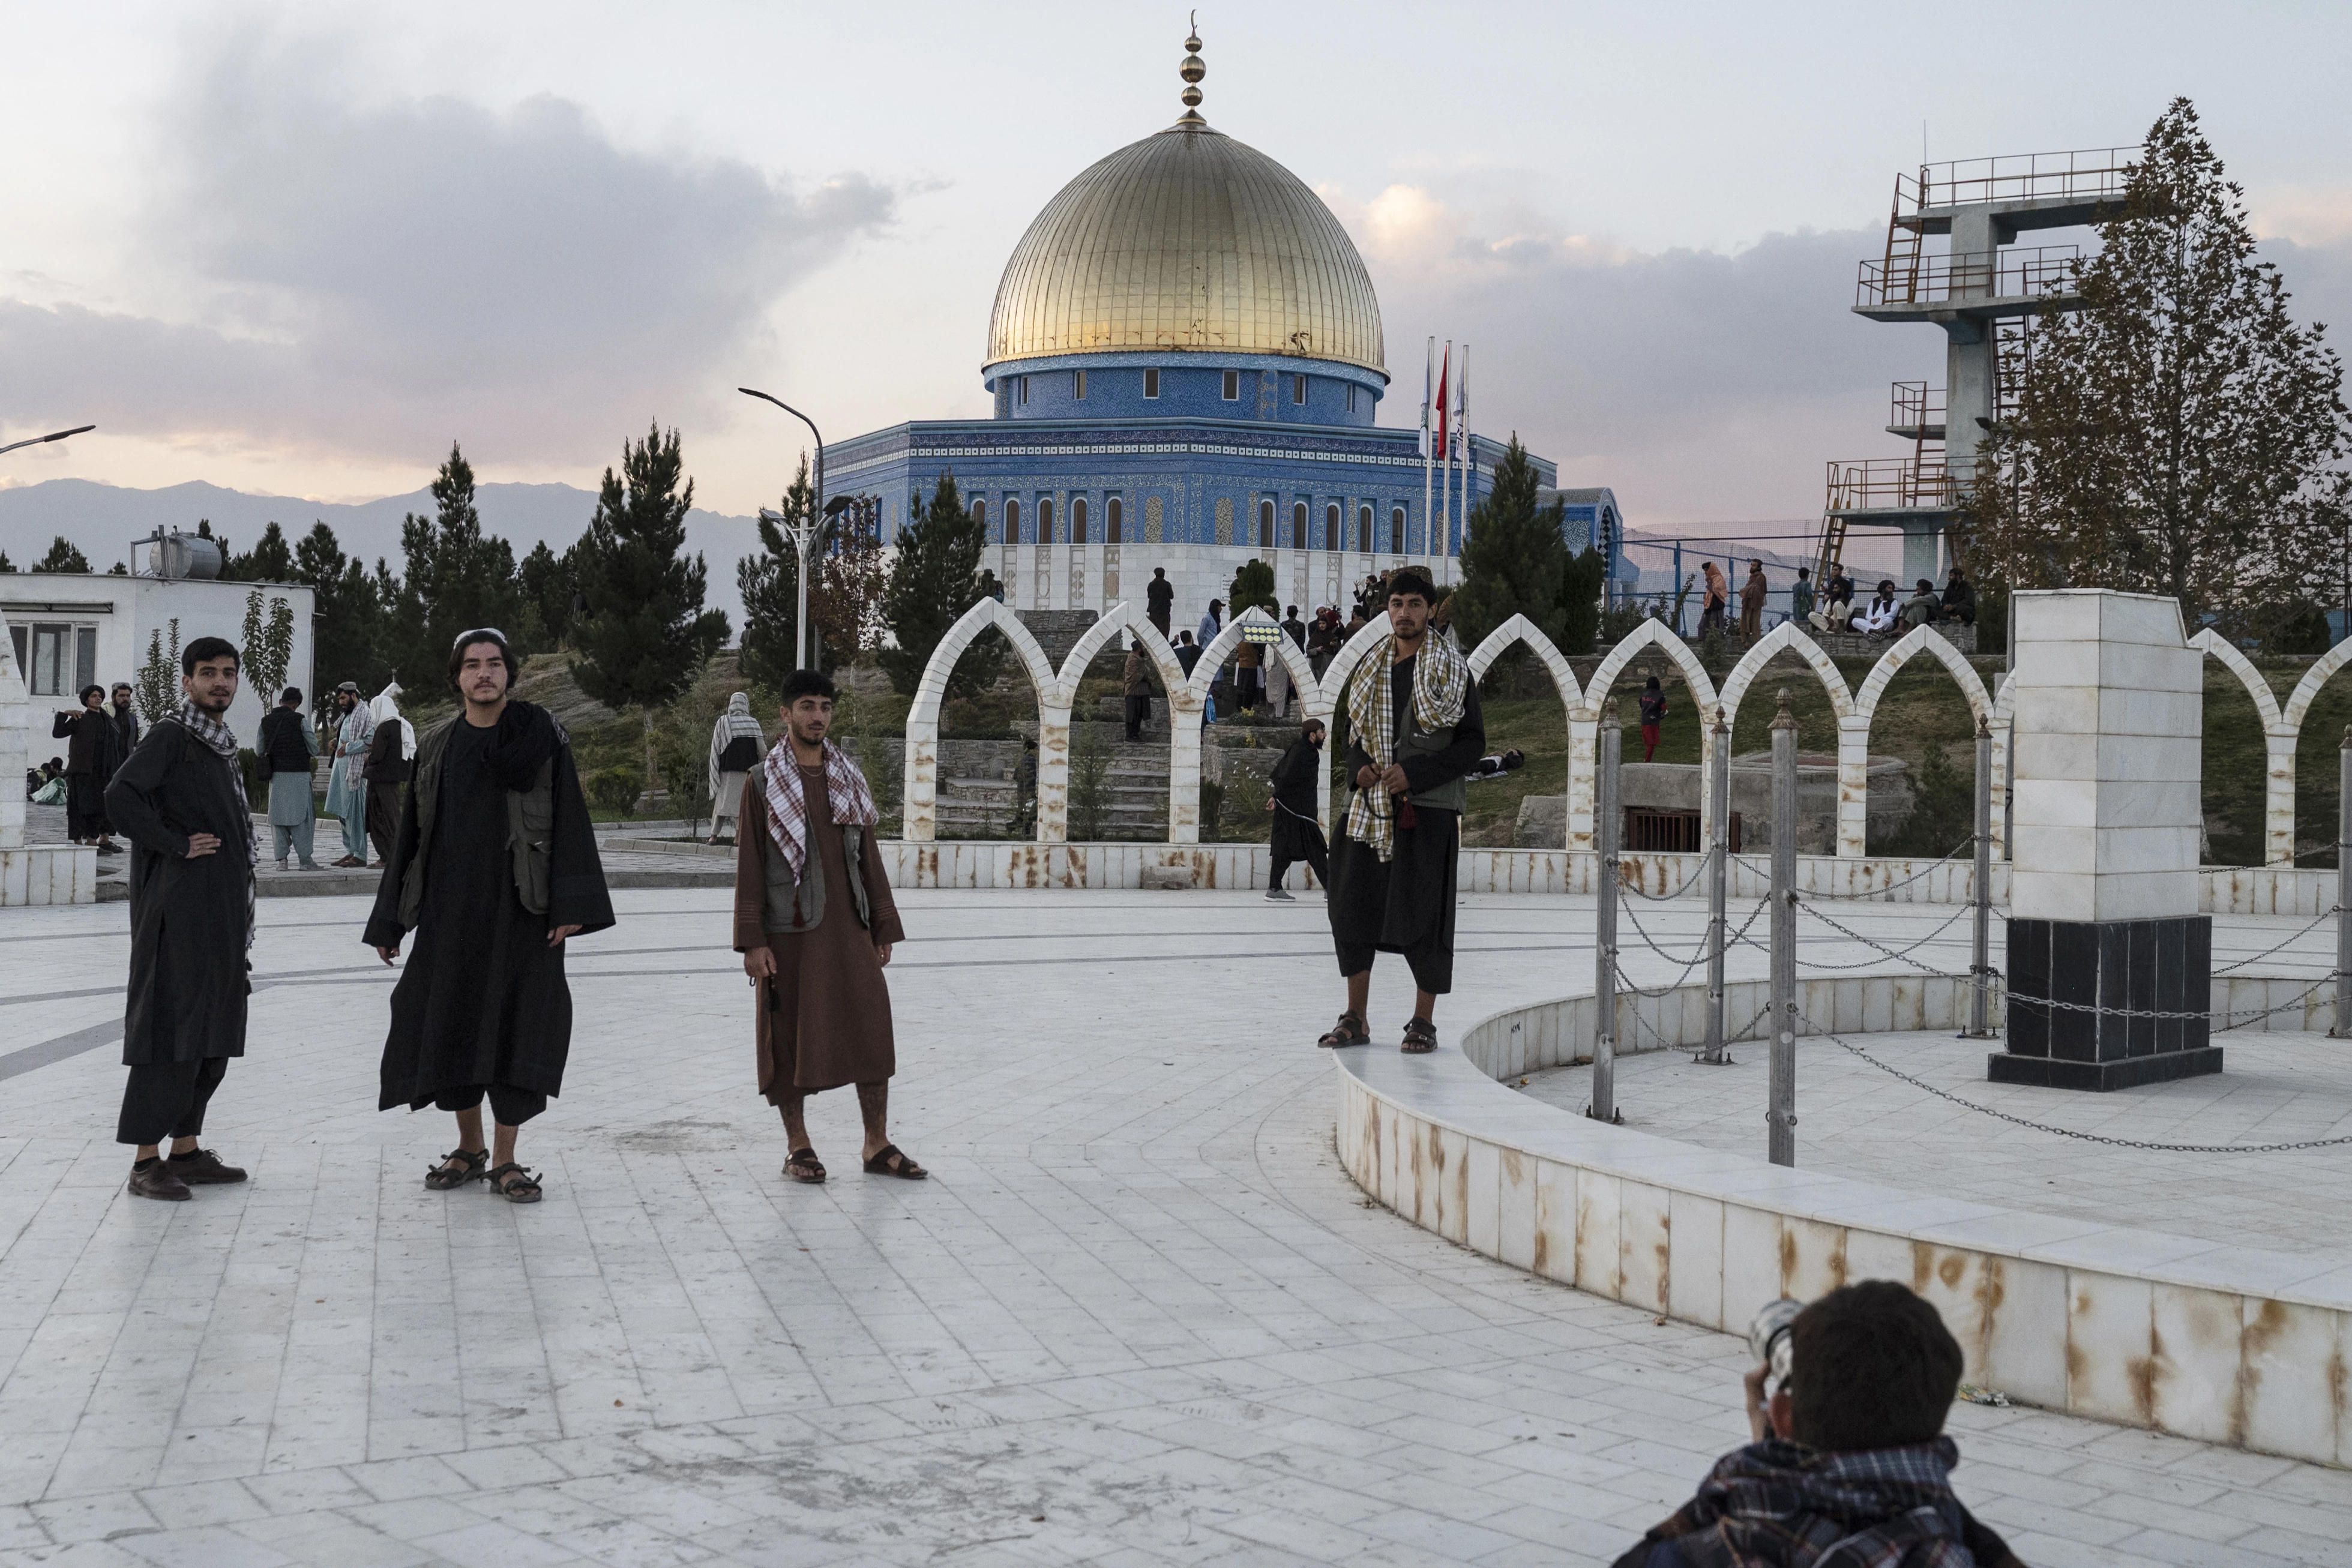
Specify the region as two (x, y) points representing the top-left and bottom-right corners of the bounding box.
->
(367, 631), (613, 1204)
(52, 685), (123, 850)
(1263, 718), (1328, 902)
(256, 686), (320, 869)
(1614, 1281), (2022, 1567)
(1317, 570), (1485, 1053)
(1638, 676), (1668, 763)
(1282, 605), (1308, 650)
(1122, 644), (1155, 740)
(1173, 630), (1203, 677)
(103, 638), (254, 1200)
(1145, 568), (1174, 638)
(109, 683), (140, 773)
(1938, 566), (1977, 627)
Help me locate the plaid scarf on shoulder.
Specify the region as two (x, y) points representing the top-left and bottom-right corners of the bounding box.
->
(762, 737), (880, 883)
(1342, 632), (1469, 862)
(1618, 1437), (2021, 1568)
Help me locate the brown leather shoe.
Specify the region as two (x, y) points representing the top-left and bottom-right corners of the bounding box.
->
(165, 1147), (247, 1184)
(128, 1161), (191, 1201)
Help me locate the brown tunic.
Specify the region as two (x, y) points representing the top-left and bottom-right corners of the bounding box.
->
(732, 768), (905, 1098)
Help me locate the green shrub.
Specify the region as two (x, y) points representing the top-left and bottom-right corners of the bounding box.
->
(586, 764), (643, 817)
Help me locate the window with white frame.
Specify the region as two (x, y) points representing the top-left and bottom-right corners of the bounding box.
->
(10, 621), (98, 698)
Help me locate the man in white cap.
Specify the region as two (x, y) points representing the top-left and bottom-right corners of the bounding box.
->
(707, 691), (764, 844)
(362, 681), (414, 865)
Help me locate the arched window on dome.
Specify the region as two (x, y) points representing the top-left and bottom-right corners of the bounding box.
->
(1106, 496), (1123, 543)
(1004, 498), (1020, 543)
(1038, 497), (1055, 545)
(1292, 374), (1307, 406)
(1391, 506), (1406, 554)
(1359, 505), (1373, 554)
(1258, 500), (1274, 550)
(1073, 370), (1087, 401)
(972, 499), (986, 537)
(1347, 384), (1359, 415)
(1071, 497), (1087, 544)
(1143, 368), (1159, 400)
(1325, 502), (1340, 552)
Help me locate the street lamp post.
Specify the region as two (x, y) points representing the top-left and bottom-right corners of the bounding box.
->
(739, 388), (835, 670)
(0, 424), (95, 458)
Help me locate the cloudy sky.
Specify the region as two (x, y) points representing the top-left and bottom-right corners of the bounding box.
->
(4, 1), (2350, 534)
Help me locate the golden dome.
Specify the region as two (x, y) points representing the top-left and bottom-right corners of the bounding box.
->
(985, 122), (1387, 379)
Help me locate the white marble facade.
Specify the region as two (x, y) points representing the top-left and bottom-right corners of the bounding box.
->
(2008, 590), (2204, 925)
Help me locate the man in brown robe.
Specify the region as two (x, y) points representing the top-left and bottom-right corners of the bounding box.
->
(733, 667), (922, 1183)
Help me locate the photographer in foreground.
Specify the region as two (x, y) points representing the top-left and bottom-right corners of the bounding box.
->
(1613, 1281), (2024, 1567)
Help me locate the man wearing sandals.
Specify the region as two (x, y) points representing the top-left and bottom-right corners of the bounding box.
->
(366, 629), (613, 1203)
(734, 667), (924, 1183)
(1318, 569), (1486, 1054)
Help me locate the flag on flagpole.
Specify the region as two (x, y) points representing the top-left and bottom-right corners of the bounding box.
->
(1418, 337), (1434, 460)
(1453, 343), (1469, 460)
(1435, 344), (1450, 461)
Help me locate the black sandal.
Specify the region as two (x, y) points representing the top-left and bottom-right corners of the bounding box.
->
(426, 1148), (488, 1190)
(1401, 1017), (1439, 1054)
(862, 1144), (927, 1179)
(485, 1163), (543, 1204)
(1317, 1011), (1370, 1048)
(784, 1148), (826, 1184)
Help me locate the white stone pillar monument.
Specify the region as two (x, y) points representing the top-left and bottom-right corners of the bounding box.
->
(1993, 589), (2218, 1089)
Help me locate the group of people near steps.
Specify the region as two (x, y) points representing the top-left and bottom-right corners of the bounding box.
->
(106, 629), (921, 1203)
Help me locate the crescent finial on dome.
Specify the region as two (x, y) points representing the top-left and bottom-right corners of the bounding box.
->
(1177, 14), (1206, 127)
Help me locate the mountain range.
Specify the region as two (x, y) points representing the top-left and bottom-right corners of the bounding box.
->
(0, 477), (765, 628)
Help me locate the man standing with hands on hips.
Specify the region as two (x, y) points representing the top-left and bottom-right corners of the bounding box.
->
(734, 667), (921, 1183)
(104, 637), (256, 1200)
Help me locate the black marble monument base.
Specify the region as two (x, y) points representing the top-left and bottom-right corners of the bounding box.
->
(1991, 914), (2219, 1092)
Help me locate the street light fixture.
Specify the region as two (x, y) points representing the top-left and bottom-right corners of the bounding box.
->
(739, 388), (828, 670)
(0, 424), (95, 458)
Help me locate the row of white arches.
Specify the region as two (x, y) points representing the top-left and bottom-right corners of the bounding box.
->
(899, 598), (2352, 864)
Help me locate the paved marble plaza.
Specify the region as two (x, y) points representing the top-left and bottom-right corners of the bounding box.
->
(5, 889), (2352, 1566)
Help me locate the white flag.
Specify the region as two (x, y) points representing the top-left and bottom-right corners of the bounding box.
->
(1452, 343), (1469, 459)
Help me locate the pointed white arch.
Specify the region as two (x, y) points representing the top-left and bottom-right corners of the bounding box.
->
(1989, 669), (2016, 859)
(1587, 617), (1721, 715)
(1033, 601), (1196, 844)
(2193, 627), (2294, 864)
(1190, 605), (1317, 709)
(1466, 614), (1584, 707)
(901, 598), (1057, 843)
(1583, 619), (1730, 847)
(2282, 636), (2352, 733)
(1844, 626), (1991, 861)
(1716, 623), (1854, 725)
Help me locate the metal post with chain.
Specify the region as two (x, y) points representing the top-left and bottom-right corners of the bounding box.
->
(1701, 706), (1731, 1063)
(1592, 698), (1622, 1123)
(1966, 713), (1997, 1038)
(1769, 691), (1797, 1165)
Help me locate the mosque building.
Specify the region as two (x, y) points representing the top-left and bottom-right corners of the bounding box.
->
(826, 28), (1624, 628)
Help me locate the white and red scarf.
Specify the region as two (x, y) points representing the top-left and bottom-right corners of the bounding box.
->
(762, 737), (879, 883)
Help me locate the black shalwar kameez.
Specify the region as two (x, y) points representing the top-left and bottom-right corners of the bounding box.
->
(1327, 655), (1485, 994)
(364, 703), (612, 1125)
(103, 717), (255, 1143)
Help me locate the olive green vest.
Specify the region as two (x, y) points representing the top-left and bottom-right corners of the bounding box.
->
(1395, 662), (1469, 814)
(395, 715), (557, 928)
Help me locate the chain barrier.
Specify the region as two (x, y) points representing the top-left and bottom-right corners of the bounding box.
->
(1621, 857), (1711, 903)
(1797, 1010), (2352, 1153)
(1791, 897), (1975, 977)
(2013, 976), (2336, 1032)
(1617, 896), (1770, 997)
(1804, 837), (1981, 901)
(2210, 905), (2344, 974)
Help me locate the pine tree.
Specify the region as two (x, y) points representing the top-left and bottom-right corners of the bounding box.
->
(877, 470), (997, 697)
(1967, 98), (2352, 642)
(738, 456), (819, 688)
(223, 521), (296, 582)
(296, 521), (396, 712)
(33, 536), (92, 573)
(1559, 547), (1607, 654)
(517, 539), (579, 650)
(393, 444), (525, 686)
(1446, 436), (1568, 649)
(570, 422), (729, 712)
(1226, 557), (1278, 621)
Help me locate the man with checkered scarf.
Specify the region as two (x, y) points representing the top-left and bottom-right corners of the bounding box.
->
(1317, 569), (1487, 1055)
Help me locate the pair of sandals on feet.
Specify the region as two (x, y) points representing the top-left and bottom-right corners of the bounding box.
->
(426, 1148), (540, 1203)
(784, 1145), (926, 1183)
(1318, 1012), (1438, 1053)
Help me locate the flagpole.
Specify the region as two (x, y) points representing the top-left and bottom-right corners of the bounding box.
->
(1437, 341), (1451, 583)
(1454, 341), (1470, 585)
(1420, 336), (1434, 578)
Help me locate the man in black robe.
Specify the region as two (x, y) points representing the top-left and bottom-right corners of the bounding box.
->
(52, 684), (123, 852)
(367, 629), (613, 1204)
(109, 683), (141, 774)
(1263, 718), (1328, 903)
(103, 637), (255, 1200)
(1318, 569), (1485, 1054)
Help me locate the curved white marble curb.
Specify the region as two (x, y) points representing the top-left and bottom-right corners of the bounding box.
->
(1336, 972), (2352, 1467)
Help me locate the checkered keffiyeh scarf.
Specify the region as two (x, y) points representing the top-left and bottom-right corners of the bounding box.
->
(1623, 1437), (2008, 1568)
(1342, 632), (1469, 862)
(174, 700), (259, 949)
(762, 737), (879, 884)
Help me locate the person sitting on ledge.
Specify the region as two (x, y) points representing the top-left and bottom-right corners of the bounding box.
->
(1856, 580), (1902, 637)
(1938, 566), (1977, 627)
(1612, 1281), (2023, 1568)
(1901, 578), (1942, 630)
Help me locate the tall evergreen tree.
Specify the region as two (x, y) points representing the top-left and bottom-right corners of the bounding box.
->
(296, 521), (396, 710)
(1559, 547), (1607, 654)
(1446, 436), (1568, 650)
(223, 521), (296, 582)
(877, 470), (997, 697)
(1967, 98), (2352, 641)
(33, 536), (92, 573)
(570, 422), (729, 714)
(517, 539), (580, 650)
(393, 443), (525, 685)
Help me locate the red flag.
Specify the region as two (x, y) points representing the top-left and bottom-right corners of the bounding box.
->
(1435, 345), (1450, 462)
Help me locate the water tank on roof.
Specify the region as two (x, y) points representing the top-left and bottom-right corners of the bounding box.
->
(142, 530), (221, 580)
